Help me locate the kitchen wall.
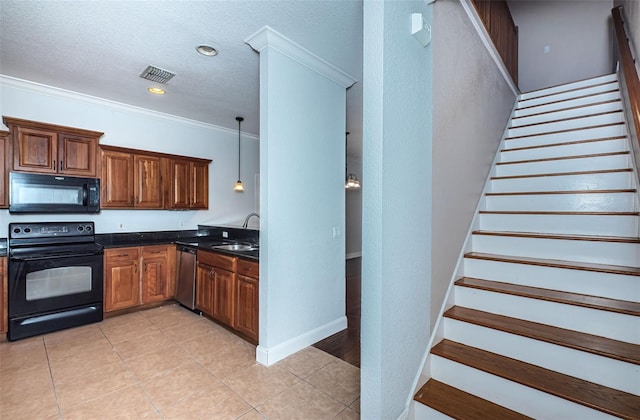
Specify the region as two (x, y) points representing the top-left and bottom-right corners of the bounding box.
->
(0, 76), (260, 234)
(509, 0), (614, 92)
(615, 0), (640, 64)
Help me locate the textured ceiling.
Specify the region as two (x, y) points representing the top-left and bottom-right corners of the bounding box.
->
(0, 0), (363, 155)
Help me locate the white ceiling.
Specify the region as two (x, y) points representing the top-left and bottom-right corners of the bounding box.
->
(0, 0), (364, 155)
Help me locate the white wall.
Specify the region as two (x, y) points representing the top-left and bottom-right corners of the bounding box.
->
(615, 0), (640, 63)
(509, 0), (614, 92)
(0, 77), (259, 233)
(361, 1), (433, 418)
(246, 28), (353, 365)
(430, 0), (516, 330)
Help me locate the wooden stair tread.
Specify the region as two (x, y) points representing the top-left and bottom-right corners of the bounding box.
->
(485, 189), (636, 196)
(505, 122), (625, 141)
(511, 99), (622, 121)
(414, 379), (532, 420)
(479, 210), (640, 216)
(496, 151), (629, 165)
(518, 80), (617, 103)
(446, 304), (640, 362)
(472, 230), (640, 243)
(509, 110), (623, 130)
(431, 340), (640, 419)
(515, 89), (620, 111)
(465, 252), (640, 276)
(491, 168), (633, 180)
(501, 136), (627, 152)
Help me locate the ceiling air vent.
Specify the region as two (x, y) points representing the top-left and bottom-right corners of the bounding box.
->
(139, 65), (175, 84)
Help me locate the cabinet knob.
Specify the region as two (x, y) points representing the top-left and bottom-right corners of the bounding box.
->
(53, 159), (56, 170)
(60, 160), (63, 171)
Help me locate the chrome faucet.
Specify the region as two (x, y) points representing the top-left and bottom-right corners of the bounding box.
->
(242, 212), (260, 229)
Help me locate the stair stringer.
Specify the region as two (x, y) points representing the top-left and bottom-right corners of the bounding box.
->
(406, 100), (518, 415)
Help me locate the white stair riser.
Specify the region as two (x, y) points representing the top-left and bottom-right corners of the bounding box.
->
(414, 403), (453, 420)
(508, 113), (624, 137)
(444, 318), (640, 394)
(519, 74), (618, 100)
(471, 234), (640, 266)
(490, 171), (633, 192)
(505, 124), (627, 147)
(454, 287), (639, 343)
(518, 82), (620, 108)
(478, 213), (640, 237)
(515, 91), (622, 118)
(485, 192), (637, 212)
(463, 258), (640, 301)
(430, 355), (617, 419)
(511, 101), (623, 127)
(495, 155), (631, 177)
(499, 139), (628, 163)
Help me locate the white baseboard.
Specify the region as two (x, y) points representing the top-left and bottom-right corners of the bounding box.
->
(346, 251), (362, 260)
(256, 316), (348, 366)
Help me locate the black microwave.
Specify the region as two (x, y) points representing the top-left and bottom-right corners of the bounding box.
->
(9, 172), (100, 214)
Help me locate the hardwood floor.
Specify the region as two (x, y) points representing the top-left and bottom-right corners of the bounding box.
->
(313, 257), (361, 367)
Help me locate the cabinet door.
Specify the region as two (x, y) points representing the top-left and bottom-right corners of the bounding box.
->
(212, 267), (234, 325)
(102, 150), (134, 208)
(141, 245), (175, 303)
(235, 274), (258, 342)
(0, 257), (7, 334)
(0, 132), (9, 208)
(196, 263), (214, 316)
(58, 133), (97, 177)
(104, 248), (140, 312)
(169, 159), (190, 209)
(134, 154), (163, 208)
(191, 161), (209, 209)
(13, 126), (57, 174)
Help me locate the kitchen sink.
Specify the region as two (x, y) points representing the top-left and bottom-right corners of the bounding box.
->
(211, 243), (259, 252)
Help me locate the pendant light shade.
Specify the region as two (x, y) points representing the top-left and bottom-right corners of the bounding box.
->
(234, 116), (245, 192)
(345, 132), (361, 190)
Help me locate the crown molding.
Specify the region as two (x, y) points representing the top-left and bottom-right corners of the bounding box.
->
(245, 26), (357, 89)
(0, 75), (260, 141)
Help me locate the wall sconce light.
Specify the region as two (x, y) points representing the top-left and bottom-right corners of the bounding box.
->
(345, 132), (361, 190)
(234, 116), (245, 192)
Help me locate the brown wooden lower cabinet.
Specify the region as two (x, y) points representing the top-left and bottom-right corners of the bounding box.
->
(0, 256), (7, 334)
(196, 250), (258, 343)
(104, 244), (176, 312)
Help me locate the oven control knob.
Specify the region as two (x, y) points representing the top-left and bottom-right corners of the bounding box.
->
(24, 227), (31, 233)
(13, 227), (21, 234)
(77, 226), (84, 232)
(85, 225), (92, 232)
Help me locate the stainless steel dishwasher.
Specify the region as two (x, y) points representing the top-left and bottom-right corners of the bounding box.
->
(175, 244), (197, 310)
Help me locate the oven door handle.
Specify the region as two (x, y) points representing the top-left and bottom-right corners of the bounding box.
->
(11, 251), (103, 261)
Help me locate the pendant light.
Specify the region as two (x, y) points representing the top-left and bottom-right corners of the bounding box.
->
(234, 116), (245, 192)
(345, 132), (361, 190)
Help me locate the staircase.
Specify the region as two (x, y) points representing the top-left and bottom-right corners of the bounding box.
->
(414, 73), (640, 419)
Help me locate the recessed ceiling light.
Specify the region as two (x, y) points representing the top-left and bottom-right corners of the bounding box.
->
(196, 45), (218, 57)
(148, 87), (166, 95)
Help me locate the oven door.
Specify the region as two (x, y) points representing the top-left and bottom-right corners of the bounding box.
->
(8, 251), (104, 340)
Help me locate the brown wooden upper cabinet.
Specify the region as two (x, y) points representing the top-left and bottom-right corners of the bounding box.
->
(101, 145), (210, 210)
(168, 158), (209, 209)
(101, 146), (164, 209)
(4, 117), (101, 177)
(0, 131), (9, 208)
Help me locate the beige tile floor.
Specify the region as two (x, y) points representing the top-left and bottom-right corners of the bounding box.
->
(0, 304), (360, 419)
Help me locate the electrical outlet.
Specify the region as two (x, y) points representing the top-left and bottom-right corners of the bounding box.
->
(332, 226), (342, 238)
(119, 223), (125, 230)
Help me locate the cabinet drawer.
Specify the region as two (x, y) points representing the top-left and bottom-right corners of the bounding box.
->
(197, 250), (236, 271)
(142, 244), (169, 258)
(105, 247), (139, 261)
(237, 259), (259, 279)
